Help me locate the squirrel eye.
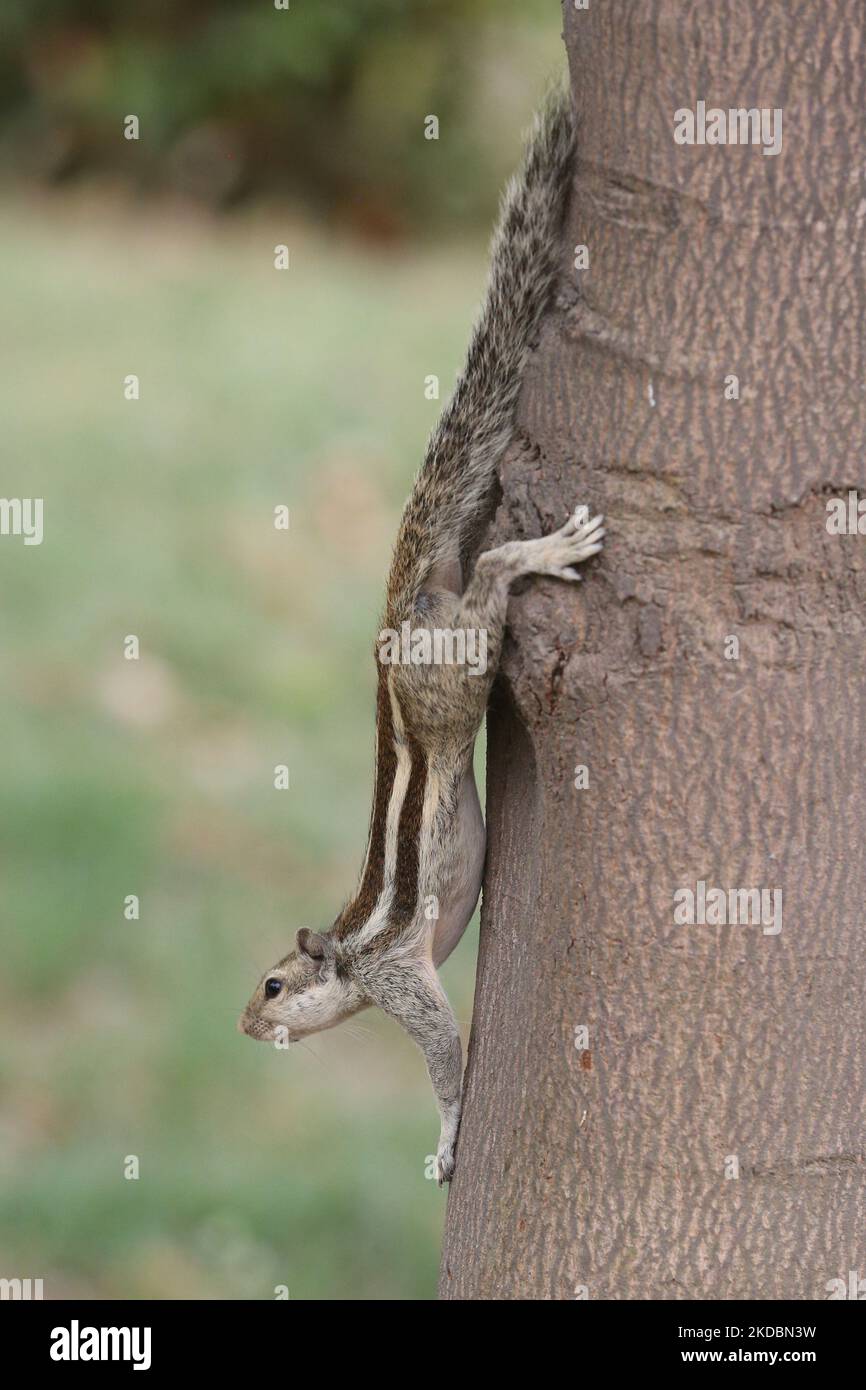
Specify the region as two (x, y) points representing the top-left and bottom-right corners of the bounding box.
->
(264, 978), (282, 999)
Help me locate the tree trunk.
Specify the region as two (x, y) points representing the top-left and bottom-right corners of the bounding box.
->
(439, 0), (866, 1301)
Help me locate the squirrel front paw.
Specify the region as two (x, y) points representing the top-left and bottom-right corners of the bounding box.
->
(436, 1139), (456, 1186)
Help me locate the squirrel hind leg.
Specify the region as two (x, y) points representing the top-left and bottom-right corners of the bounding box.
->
(467, 506), (604, 593)
(447, 506), (604, 672)
(520, 507), (605, 581)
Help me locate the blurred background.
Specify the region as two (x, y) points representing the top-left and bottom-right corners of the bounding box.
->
(0, 0), (561, 1299)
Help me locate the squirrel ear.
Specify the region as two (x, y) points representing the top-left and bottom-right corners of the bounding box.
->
(297, 928), (327, 960)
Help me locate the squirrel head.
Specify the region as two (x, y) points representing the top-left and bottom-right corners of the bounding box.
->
(238, 929), (362, 1044)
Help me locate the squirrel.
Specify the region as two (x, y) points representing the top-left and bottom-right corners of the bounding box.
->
(239, 86), (604, 1184)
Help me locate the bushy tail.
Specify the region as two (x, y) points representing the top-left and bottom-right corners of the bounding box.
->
(386, 85), (576, 621)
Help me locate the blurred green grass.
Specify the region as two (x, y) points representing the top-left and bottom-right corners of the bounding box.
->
(0, 193), (487, 1299)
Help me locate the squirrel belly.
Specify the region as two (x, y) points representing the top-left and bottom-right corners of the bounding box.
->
(430, 763), (485, 968)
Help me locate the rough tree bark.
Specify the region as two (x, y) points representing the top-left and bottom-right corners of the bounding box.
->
(439, 0), (866, 1300)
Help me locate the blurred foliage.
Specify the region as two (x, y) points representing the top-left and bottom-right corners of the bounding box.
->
(0, 0), (561, 231)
